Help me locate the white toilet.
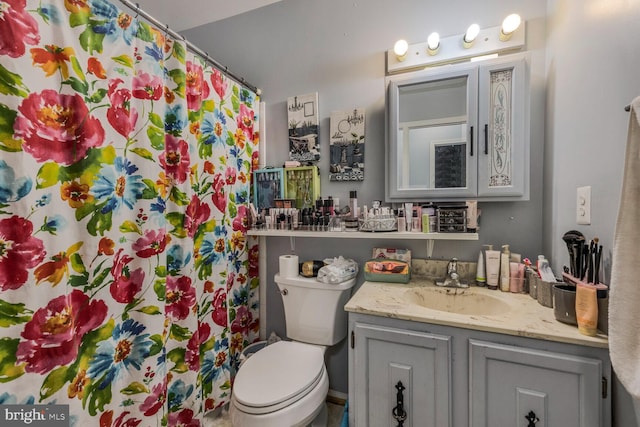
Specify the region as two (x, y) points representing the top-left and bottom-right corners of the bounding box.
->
(229, 273), (356, 427)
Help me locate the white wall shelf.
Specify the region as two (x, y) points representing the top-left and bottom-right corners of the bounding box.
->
(248, 229), (477, 241)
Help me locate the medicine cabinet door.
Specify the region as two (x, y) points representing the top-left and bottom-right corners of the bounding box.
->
(477, 56), (528, 198)
(386, 66), (479, 201)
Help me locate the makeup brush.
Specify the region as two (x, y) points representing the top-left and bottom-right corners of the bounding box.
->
(593, 237), (601, 284)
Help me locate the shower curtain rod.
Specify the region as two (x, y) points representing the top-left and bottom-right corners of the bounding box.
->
(118, 0), (260, 95)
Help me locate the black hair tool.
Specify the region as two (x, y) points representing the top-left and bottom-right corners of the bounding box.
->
(562, 230), (585, 278)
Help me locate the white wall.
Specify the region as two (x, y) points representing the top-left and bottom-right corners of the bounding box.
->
(545, 0), (640, 424)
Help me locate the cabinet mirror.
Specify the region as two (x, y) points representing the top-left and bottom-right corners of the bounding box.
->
(386, 67), (478, 200)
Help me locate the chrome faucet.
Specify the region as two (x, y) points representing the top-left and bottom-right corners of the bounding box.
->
(436, 257), (469, 288)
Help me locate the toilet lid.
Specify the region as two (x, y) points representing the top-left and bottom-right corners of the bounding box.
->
(233, 341), (324, 409)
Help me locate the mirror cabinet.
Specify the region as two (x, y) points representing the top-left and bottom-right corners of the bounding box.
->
(385, 53), (529, 201)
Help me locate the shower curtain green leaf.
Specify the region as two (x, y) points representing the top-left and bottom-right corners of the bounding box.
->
(36, 162), (60, 189)
(40, 366), (71, 400)
(120, 382), (149, 395)
(112, 54), (134, 69)
(0, 63), (29, 97)
(0, 301), (31, 327)
(0, 338), (24, 382)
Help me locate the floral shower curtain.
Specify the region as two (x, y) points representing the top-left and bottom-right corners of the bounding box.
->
(0, 0), (260, 425)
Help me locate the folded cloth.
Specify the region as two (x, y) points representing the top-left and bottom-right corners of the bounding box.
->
(610, 96), (640, 401)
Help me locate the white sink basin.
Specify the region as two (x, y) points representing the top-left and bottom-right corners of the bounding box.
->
(404, 286), (512, 316)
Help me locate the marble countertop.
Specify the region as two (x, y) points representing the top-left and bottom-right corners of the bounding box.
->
(344, 280), (609, 349)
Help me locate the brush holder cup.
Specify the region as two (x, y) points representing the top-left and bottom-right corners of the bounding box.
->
(553, 284), (578, 326)
(554, 278), (609, 335)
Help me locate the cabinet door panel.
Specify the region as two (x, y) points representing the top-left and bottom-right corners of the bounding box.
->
(469, 339), (602, 427)
(477, 56), (528, 197)
(353, 323), (451, 427)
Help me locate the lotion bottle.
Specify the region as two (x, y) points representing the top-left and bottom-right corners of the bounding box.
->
(485, 248), (500, 290)
(500, 244), (511, 292)
(476, 244), (492, 287)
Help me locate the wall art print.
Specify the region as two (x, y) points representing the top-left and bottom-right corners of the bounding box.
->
(329, 108), (365, 181)
(0, 0), (260, 425)
(288, 92), (320, 163)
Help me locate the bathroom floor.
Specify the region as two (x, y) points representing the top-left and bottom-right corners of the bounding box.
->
(203, 401), (346, 426)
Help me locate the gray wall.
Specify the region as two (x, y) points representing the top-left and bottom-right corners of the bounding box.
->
(184, 0), (638, 423)
(544, 0), (640, 424)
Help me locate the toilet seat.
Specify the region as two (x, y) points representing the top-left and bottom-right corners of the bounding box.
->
(232, 341), (325, 415)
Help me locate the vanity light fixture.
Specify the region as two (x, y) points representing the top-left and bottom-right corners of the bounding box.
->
(500, 13), (522, 41)
(393, 39), (409, 61)
(427, 32), (440, 55)
(463, 24), (480, 48)
(386, 15), (526, 74)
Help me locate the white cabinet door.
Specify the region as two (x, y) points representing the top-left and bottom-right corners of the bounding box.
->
(352, 322), (452, 427)
(477, 56), (528, 198)
(469, 339), (603, 427)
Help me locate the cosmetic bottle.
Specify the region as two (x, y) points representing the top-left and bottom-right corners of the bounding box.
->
(500, 244), (511, 292)
(404, 203), (413, 231)
(485, 247), (500, 290)
(411, 210), (421, 232)
(397, 209), (406, 233)
(349, 191), (358, 219)
(476, 244), (491, 287)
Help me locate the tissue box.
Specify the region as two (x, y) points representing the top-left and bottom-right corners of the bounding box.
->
(364, 259), (411, 284)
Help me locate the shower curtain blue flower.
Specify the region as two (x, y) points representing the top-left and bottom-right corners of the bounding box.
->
(0, 0), (260, 425)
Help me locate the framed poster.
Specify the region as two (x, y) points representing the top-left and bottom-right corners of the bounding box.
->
(288, 92), (320, 163)
(329, 108), (365, 181)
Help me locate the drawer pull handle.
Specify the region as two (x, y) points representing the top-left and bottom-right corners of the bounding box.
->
(392, 381), (407, 426)
(525, 410), (539, 427)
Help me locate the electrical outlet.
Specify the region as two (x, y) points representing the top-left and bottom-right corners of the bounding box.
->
(576, 186), (591, 225)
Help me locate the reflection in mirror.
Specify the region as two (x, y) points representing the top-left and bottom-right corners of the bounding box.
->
(396, 76), (468, 191)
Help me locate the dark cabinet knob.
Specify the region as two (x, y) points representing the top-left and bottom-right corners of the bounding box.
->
(525, 410), (539, 427)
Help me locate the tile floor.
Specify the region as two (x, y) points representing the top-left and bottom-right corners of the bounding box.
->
(204, 401), (346, 427)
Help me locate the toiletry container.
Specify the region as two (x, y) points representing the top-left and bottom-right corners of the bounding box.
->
(476, 244), (491, 287)
(230, 274), (356, 427)
(500, 244), (511, 292)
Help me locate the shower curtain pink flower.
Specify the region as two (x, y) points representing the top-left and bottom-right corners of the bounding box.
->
(0, 0), (260, 425)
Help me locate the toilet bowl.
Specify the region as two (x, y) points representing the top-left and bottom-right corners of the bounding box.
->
(230, 341), (329, 427)
(229, 273), (356, 427)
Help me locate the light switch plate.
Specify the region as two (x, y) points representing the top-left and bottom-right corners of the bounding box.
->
(576, 186), (591, 225)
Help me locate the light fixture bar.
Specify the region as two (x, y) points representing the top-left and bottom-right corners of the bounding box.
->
(387, 22), (525, 74)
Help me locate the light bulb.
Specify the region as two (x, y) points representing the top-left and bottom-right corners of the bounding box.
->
(463, 24), (480, 48)
(501, 13), (521, 40)
(394, 39), (409, 61)
(427, 32), (440, 55)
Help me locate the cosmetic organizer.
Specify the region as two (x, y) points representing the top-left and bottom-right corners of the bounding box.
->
(284, 165), (320, 209)
(253, 168), (285, 210)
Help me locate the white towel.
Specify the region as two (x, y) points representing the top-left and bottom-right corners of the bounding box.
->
(610, 96), (640, 402)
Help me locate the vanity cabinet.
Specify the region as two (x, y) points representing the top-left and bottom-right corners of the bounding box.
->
(386, 53), (529, 201)
(348, 313), (611, 427)
(351, 322), (452, 427)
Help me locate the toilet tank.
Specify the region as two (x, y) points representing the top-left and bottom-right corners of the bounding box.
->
(274, 274), (357, 346)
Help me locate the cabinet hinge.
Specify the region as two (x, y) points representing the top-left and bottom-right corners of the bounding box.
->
(351, 331), (355, 349)
(602, 376), (608, 399)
